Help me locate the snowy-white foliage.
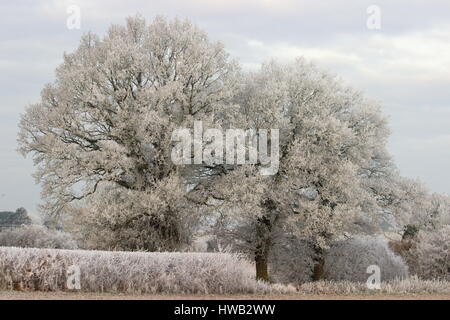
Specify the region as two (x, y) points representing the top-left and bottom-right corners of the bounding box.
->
(0, 247), (294, 294)
(0, 225), (77, 249)
(323, 235), (408, 282)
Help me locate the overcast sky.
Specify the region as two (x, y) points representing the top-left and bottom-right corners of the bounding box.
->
(1, 0), (450, 214)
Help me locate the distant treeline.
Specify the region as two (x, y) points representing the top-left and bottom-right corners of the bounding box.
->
(0, 208), (31, 230)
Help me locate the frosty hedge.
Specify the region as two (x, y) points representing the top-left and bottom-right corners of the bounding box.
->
(0, 247), (293, 294)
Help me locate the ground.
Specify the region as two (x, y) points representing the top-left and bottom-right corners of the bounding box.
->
(0, 291), (449, 300)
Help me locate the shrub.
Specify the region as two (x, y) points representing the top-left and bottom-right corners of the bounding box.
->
(407, 226), (450, 281)
(0, 225), (77, 249)
(323, 235), (408, 282)
(0, 247), (295, 294)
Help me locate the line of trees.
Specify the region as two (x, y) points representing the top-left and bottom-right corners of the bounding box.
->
(18, 16), (449, 281)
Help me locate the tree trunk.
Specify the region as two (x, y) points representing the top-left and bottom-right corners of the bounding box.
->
(312, 257), (324, 281)
(254, 200), (276, 282)
(255, 251), (269, 281)
(312, 246), (325, 281)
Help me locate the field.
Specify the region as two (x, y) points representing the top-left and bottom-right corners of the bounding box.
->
(1, 291), (449, 300)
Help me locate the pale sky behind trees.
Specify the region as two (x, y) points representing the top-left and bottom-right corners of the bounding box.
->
(1, 0), (450, 214)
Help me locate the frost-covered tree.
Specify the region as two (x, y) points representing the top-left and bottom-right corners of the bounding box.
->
(202, 60), (391, 280)
(414, 193), (450, 230)
(64, 176), (196, 251)
(407, 226), (450, 281)
(370, 173), (450, 235)
(18, 16), (238, 250)
(0, 225), (77, 249)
